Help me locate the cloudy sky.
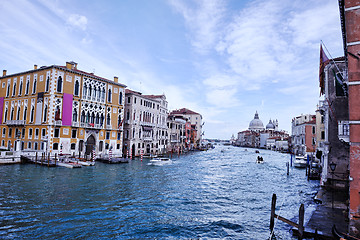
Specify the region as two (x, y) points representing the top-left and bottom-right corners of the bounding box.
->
(0, 0), (344, 139)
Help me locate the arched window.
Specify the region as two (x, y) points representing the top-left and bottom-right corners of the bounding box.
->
(92, 87), (96, 100)
(96, 88), (100, 101)
(73, 109), (78, 122)
(25, 80), (30, 95)
(43, 105), (47, 122)
(95, 113), (100, 124)
(12, 83), (16, 96)
(4, 108), (8, 122)
(23, 107), (27, 121)
(91, 112), (95, 124)
(81, 111), (85, 123)
(32, 78), (37, 94)
(45, 76), (50, 92)
(107, 89), (112, 103)
(57, 76), (62, 92)
(6, 84), (10, 97)
(16, 107), (20, 120)
(83, 84), (87, 98)
(118, 115), (122, 127)
(100, 114), (104, 126)
(89, 85), (92, 97)
(86, 112), (90, 123)
(19, 81), (23, 95)
(106, 113), (110, 125)
(74, 80), (79, 96)
(10, 107), (14, 120)
(119, 92), (123, 105)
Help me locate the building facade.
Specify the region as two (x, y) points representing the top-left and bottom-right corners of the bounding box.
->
(0, 62), (126, 157)
(291, 114), (315, 156)
(169, 108), (203, 148)
(123, 90), (169, 157)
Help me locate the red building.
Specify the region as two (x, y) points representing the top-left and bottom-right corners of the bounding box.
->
(340, 0), (360, 234)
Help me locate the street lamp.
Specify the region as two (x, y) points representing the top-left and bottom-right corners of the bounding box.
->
(329, 162), (337, 209)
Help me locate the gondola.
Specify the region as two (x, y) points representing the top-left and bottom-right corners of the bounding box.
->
(332, 225), (360, 240)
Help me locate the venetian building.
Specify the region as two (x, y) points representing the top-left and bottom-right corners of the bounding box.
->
(0, 62), (126, 157)
(123, 90), (169, 157)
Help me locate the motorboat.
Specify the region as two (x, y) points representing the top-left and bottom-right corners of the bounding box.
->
(149, 157), (172, 165)
(256, 156), (264, 164)
(294, 156), (307, 168)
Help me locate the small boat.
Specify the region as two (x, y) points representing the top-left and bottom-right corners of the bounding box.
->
(149, 157), (172, 165)
(255, 150), (260, 153)
(256, 156), (264, 164)
(294, 156), (307, 168)
(332, 225), (358, 240)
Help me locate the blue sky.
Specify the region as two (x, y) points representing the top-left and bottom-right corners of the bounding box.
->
(0, 0), (343, 139)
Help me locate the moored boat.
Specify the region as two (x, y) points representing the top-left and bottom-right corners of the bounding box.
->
(294, 156), (307, 168)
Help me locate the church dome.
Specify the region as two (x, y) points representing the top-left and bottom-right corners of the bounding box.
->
(249, 111), (264, 131)
(266, 119), (275, 130)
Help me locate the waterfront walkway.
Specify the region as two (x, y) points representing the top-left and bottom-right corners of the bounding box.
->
(302, 187), (348, 239)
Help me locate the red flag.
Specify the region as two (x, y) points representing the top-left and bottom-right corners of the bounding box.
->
(319, 44), (329, 96)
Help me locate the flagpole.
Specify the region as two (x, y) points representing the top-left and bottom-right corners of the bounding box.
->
(321, 40), (346, 79)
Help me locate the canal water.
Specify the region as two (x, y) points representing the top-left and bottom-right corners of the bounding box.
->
(0, 145), (319, 239)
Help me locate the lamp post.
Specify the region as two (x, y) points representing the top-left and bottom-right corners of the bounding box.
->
(329, 162), (337, 209)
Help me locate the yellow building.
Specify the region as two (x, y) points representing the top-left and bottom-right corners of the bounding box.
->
(0, 62), (126, 157)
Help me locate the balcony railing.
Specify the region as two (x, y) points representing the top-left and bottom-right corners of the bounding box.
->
(72, 122), (79, 127)
(54, 120), (62, 126)
(6, 120), (25, 126)
(106, 124), (112, 130)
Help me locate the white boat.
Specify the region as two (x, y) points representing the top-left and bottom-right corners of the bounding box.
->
(294, 156), (307, 168)
(149, 157), (172, 165)
(256, 156), (264, 164)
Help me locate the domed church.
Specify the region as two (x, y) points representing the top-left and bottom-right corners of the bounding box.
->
(248, 111), (265, 132)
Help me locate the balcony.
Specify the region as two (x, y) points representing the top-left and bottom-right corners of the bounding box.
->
(6, 120), (25, 126)
(106, 124), (112, 130)
(143, 137), (153, 142)
(54, 120), (62, 126)
(72, 122), (79, 127)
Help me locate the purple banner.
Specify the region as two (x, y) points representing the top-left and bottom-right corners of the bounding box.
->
(62, 93), (73, 126)
(0, 97), (4, 124)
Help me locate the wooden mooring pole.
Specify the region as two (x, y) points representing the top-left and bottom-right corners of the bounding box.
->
(47, 153), (50, 167)
(286, 162), (289, 175)
(270, 193), (276, 231)
(270, 194), (305, 239)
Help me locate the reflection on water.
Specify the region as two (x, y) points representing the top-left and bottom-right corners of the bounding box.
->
(0, 146), (319, 239)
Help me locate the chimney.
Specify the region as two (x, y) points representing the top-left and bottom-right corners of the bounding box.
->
(34, 64), (38, 70)
(2, 70), (6, 77)
(66, 61), (78, 70)
(114, 76), (118, 83)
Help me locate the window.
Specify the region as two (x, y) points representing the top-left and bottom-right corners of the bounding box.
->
(12, 82), (16, 96)
(34, 142), (38, 150)
(54, 128), (60, 138)
(42, 128), (46, 138)
(35, 128), (39, 139)
(119, 92), (123, 105)
(18, 81), (23, 95)
(30, 106), (35, 122)
(28, 128), (33, 139)
(23, 107), (27, 121)
(72, 129), (77, 138)
(108, 89), (112, 102)
(53, 143), (59, 150)
(25, 79), (30, 95)
(134, 97), (137, 104)
(335, 71), (347, 97)
(28, 142), (32, 149)
(8, 128), (12, 138)
(32, 77), (37, 94)
(106, 114), (110, 125)
(45, 76), (50, 92)
(6, 83), (10, 97)
(71, 143), (76, 150)
(117, 144), (120, 149)
(343, 124), (350, 135)
(321, 131), (325, 140)
(74, 80), (79, 96)
(105, 143), (109, 150)
(22, 128), (25, 138)
(2, 128), (6, 137)
(57, 76), (63, 92)
(99, 141), (103, 152)
(312, 126), (315, 134)
(106, 132), (110, 140)
(117, 132), (121, 140)
(128, 97), (131, 104)
(16, 107), (20, 120)
(43, 105), (48, 122)
(312, 138), (316, 145)
(73, 109), (78, 122)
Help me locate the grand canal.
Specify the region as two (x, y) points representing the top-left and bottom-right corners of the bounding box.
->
(0, 145), (319, 239)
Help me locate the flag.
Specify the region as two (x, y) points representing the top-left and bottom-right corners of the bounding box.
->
(319, 44), (329, 96)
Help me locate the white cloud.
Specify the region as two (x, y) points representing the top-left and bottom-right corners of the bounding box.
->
(67, 14), (88, 31)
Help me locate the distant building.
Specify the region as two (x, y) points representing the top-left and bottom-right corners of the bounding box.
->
(236, 111), (288, 149)
(291, 114), (315, 156)
(170, 108), (203, 148)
